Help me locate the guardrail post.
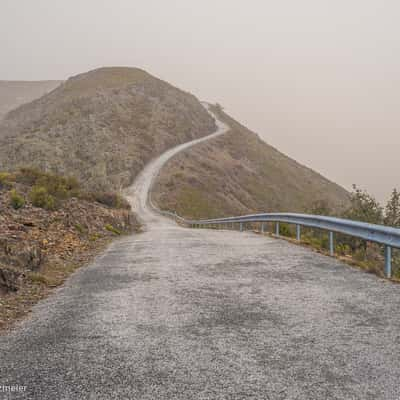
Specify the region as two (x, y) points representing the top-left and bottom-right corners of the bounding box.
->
(240, 222), (243, 232)
(261, 222), (265, 233)
(296, 225), (301, 241)
(276, 222), (280, 236)
(385, 245), (392, 278)
(329, 231), (334, 256)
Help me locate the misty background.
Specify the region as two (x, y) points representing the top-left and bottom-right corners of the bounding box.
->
(1, 0), (399, 203)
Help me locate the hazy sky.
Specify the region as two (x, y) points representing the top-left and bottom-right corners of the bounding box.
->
(1, 0), (399, 203)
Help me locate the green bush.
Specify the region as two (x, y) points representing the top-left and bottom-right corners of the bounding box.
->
(279, 223), (292, 237)
(9, 189), (25, 209)
(89, 233), (101, 242)
(29, 186), (56, 210)
(0, 172), (13, 189)
(343, 184), (383, 225)
(17, 167), (81, 199)
(105, 224), (122, 235)
(336, 243), (351, 256)
(385, 189), (400, 227)
(93, 192), (131, 209)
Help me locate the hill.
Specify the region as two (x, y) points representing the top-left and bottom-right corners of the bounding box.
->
(0, 80), (62, 120)
(0, 67), (216, 190)
(0, 68), (349, 218)
(152, 105), (350, 218)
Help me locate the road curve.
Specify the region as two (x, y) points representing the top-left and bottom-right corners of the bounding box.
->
(125, 103), (229, 227)
(1, 106), (400, 400)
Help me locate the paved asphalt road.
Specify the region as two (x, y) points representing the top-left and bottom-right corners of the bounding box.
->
(1, 106), (400, 400)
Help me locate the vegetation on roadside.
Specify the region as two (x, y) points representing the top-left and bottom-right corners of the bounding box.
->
(2, 167), (131, 211)
(0, 166), (139, 331)
(9, 189), (25, 210)
(286, 185), (400, 279)
(104, 224), (122, 235)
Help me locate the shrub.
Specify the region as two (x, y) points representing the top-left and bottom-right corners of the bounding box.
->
(336, 243), (351, 256)
(89, 233), (101, 242)
(93, 192), (131, 209)
(17, 167), (81, 199)
(343, 185), (383, 225)
(385, 188), (400, 227)
(0, 172), (13, 189)
(9, 189), (25, 209)
(105, 224), (122, 235)
(339, 185), (383, 252)
(279, 223), (292, 237)
(29, 186), (56, 210)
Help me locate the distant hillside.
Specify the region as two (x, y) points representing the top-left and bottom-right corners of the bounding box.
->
(0, 81), (62, 120)
(0, 68), (216, 190)
(0, 68), (349, 217)
(152, 105), (350, 218)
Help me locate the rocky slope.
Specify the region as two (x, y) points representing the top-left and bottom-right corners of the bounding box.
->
(0, 80), (62, 120)
(0, 67), (216, 191)
(153, 105), (350, 218)
(0, 169), (138, 329)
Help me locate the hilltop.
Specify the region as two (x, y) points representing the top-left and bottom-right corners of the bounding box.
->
(0, 67), (216, 190)
(152, 105), (350, 218)
(0, 67), (349, 217)
(0, 80), (62, 120)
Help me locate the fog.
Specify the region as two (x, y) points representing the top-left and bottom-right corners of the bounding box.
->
(1, 0), (399, 203)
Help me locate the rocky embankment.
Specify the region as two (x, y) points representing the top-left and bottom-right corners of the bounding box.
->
(0, 170), (139, 329)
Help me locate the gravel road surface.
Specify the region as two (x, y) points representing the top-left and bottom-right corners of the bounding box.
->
(1, 105), (400, 400)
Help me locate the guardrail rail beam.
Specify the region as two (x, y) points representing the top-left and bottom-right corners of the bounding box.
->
(151, 204), (400, 279)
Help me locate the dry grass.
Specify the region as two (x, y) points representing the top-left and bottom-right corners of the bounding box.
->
(0, 67), (216, 192)
(153, 106), (350, 219)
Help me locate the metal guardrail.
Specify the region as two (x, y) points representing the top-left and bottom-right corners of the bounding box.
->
(151, 203), (400, 278)
(144, 104), (397, 279)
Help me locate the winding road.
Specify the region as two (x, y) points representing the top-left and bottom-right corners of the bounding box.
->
(1, 106), (400, 399)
